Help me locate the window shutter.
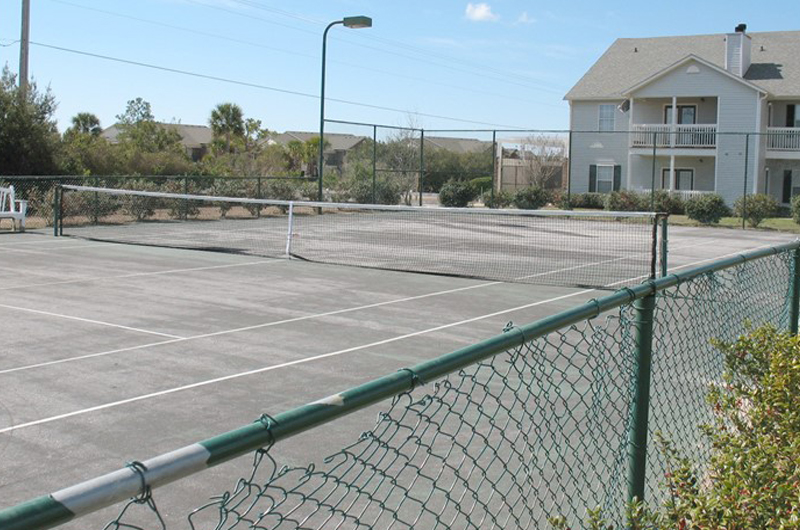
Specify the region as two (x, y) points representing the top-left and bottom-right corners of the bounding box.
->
(787, 105), (796, 128)
(613, 165), (621, 191)
(675, 171), (681, 190)
(783, 170), (792, 204)
(589, 165), (597, 192)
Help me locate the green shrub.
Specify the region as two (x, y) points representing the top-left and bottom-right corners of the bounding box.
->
(483, 190), (513, 209)
(350, 179), (401, 205)
(648, 190), (685, 215)
(439, 179), (476, 207)
(791, 195), (800, 225)
(684, 193), (730, 224)
(565, 192), (606, 210)
(733, 193), (778, 227)
(512, 186), (550, 210)
(468, 176), (492, 197)
(121, 179), (161, 221)
(604, 190), (644, 212)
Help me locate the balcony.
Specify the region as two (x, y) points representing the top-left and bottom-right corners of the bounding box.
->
(766, 127), (800, 151)
(631, 124), (717, 149)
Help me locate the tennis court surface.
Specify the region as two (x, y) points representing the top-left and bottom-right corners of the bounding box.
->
(0, 223), (794, 529)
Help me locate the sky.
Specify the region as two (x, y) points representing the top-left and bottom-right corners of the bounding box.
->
(0, 0), (797, 136)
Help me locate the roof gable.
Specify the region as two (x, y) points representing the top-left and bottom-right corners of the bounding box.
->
(624, 54), (767, 95)
(565, 30), (800, 100)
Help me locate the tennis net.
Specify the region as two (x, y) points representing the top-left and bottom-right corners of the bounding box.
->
(56, 185), (666, 288)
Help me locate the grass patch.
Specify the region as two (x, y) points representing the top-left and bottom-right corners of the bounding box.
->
(669, 215), (800, 233)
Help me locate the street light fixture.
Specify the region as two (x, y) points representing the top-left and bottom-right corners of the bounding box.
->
(318, 15), (373, 202)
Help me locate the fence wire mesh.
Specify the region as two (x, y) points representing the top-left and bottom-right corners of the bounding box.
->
(16, 246), (786, 530)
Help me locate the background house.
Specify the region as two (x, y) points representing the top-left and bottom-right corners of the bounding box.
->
(565, 26), (800, 205)
(269, 131), (368, 175)
(101, 123), (213, 162)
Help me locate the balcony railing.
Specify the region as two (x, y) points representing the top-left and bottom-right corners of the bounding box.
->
(766, 127), (800, 151)
(631, 124), (717, 149)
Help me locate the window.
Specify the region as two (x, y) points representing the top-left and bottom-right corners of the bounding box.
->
(598, 104), (615, 131)
(661, 169), (694, 190)
(596, 165), (614, 192)
(788, 105), (797, 128)
(664, 105), (697, 125)
(783, 170), (793, 204)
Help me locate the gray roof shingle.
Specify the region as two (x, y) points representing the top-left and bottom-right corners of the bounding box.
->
(565, 30), (800, 100)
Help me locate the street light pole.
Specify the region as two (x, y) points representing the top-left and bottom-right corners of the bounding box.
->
(318, 16), (372, 203)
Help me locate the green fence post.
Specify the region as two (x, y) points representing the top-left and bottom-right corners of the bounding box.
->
(566, 130), (572, 208)
(742, 133), (750, 230)
(52, 185), (60, 237)
(256, 177), (262, 218)
(660, 216), (668, 277)
(182, 177), (188, 220)
(791, 246), (800, 335)
(372, 125), (377, 204)
(491, 130), (497, 206)
(419, 129), (424, 207)
(650, 132), (657, 211)
(627, 291), (656, 506)
(92, 176), (99, 225)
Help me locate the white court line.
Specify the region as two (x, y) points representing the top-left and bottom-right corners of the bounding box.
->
(0, 304), (184, 339)
(0, 259), (279, 291)
(0, 288), (593, 435)
(0, 243), (111, 255)
(0, 241), (783, 433)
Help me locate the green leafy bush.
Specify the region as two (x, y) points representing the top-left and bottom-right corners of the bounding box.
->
(121, 178), (161, 220)
(648, 190), (685, 215)
(439, 179), (476, 207)
(512, 186), (550, 210)
(468, 176), (492, 197)
(483, 190), (513, 209)
(791, 194), (800, 225)
(684, 194), (730, 224)
(604, 190), (644, 212)
(733, 193), (778, 227)
(350, 179), (401, 205)
(565, 192), (606, 210)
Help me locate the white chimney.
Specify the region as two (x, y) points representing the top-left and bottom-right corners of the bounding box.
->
(725, 24), (751, 77)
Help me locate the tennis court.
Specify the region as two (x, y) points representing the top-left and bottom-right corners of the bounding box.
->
(0, 222), (794, 529)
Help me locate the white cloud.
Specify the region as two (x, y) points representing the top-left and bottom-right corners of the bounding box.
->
(516, 12), (535, 24)
(465, 3), (499, 22)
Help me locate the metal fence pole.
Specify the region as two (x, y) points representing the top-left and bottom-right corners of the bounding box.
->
(372, 125), (377, 204)
(419, 129), (424, 207)
(742, 133), (750, 229)
(52, 185), (60, 237)
(491, 130), (497, 206)
(626, 291), (656, 505)
(791, 246), (800, 335)
(256, 177), (262, 218)
(566, 130), (572, 208)
(660, 217), (669, 278)
(182, 177), (188, 220)
(92, 176), (99, 225)
(650, 132), (657, 211)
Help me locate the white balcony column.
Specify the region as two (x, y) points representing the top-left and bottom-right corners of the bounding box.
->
(669, 155), (676, 191)
(670, 96), (677, 148)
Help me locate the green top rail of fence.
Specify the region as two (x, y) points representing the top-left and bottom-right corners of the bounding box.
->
(1, 240), (798, 530)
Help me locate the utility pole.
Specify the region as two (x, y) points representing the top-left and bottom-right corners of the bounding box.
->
(19, 0), (31, 98)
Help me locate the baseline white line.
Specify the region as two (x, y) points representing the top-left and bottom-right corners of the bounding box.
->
(0, 288), (593, 435)
(0, 304), (184, 339)
(0, 259), (279, 291)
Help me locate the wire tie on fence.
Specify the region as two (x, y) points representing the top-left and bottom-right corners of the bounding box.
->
(503, 321), (528, 343)
(620, 286), (638, 303)
(397, 367), (425, 390)
(586, 298), (603, 317)
(125, 461), (150, 503)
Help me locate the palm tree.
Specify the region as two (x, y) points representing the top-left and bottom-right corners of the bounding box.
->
(70, 112), (102, 136)
(209, 103), (245, 153)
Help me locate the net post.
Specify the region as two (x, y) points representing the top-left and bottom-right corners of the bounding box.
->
(790, 246), (800, 335)
(660, 216), (668, 277)
(627, 290), (656, 506)
(285, 201), (295, 257)
(419, 129), (424, 207)
(52, 185), (60, 237)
